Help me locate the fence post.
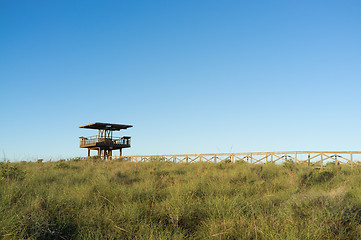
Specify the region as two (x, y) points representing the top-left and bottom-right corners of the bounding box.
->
(308, 154), (310, 166)
(351, 153), (353, 169)
(321, 153), (323, 170)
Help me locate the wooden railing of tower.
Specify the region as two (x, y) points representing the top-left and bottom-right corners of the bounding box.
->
(79, 136), (131, 148)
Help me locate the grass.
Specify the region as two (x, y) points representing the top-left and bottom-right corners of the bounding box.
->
(1, 159), (361, 239)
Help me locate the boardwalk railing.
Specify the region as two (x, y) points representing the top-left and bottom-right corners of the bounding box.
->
(118, 151), (361, 168)
(80, 151), (361, 168)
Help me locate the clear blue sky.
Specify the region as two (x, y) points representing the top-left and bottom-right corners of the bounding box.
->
(1, 0), (361, 161)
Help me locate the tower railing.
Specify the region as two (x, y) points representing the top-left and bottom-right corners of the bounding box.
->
(80, 136), (131, 147)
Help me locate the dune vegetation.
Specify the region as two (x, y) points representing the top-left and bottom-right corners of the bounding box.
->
(1, 158), (361, 239)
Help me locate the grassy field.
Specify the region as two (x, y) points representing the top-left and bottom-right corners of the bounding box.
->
(1, 159), (361, 239)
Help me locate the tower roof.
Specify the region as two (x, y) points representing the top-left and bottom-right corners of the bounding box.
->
(79, 122), (133, 131)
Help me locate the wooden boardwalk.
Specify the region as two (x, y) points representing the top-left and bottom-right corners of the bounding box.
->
(110, 151), (361, 168)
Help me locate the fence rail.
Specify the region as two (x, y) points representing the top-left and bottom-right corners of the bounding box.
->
(81, 151), (361, 168)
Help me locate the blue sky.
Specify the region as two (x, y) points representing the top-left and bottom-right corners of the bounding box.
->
(1, 0), (361, 161)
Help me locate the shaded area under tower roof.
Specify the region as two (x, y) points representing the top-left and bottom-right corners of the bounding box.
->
(79, 122), (133, 131)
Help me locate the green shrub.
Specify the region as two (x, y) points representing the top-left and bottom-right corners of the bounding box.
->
(300, 168), (335, 186)
(70, 157), (82, 162)
(113, 157), (126, 162)
(283, 158), (298, 172)
(55, 161), (70, 169)
(0, 161), (25, 181)
(149, 156), (166, 162)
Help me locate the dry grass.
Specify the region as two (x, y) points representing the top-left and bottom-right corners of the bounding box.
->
(1, 159), (361, 239)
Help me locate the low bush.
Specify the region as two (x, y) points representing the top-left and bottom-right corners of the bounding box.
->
(0, 161), (25, 181)
(149, 156), (167, 162)
(55, 161), (70, 169)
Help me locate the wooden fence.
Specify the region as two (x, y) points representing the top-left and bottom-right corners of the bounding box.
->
(99, 151), (361, 168)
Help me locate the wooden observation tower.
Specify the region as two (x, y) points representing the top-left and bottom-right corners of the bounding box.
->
(79, 122), (133, 160)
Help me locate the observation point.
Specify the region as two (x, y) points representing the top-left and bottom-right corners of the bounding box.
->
(79, 122), (133, 160)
